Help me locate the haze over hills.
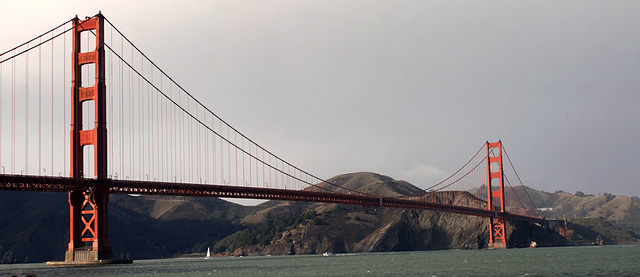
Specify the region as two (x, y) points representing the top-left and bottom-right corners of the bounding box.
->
(0, 172), (638, 263)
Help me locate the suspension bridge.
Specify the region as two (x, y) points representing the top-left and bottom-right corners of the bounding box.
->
(0, 13), (547, 265)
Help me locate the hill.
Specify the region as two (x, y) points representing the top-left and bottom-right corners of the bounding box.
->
(522, 187), (640, 244)
(527, 189), (640, 226)
(212, 172), (564, 256)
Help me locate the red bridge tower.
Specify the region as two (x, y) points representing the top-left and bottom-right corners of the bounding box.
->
(486, 141), (507, 248)
(65, 13), (113, 263)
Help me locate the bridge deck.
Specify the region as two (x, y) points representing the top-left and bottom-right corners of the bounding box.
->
(0, 174), (543, 223)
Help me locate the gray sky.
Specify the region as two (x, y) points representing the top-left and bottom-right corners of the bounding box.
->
(2, 1), (639, 197)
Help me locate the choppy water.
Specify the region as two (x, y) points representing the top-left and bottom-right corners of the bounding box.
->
(1, 245), (639, 276)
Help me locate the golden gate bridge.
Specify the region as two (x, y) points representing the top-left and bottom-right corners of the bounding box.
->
(0, 13), (547, 265)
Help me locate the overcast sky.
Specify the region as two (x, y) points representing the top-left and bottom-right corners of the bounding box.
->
(2, 1), (639, 197)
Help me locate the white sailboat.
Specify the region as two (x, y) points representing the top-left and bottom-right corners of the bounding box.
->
(205, 247), (211, 259)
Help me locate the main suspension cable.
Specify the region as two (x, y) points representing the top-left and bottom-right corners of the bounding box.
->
(0, 19), (74, 64)
(0, 18), (73, 57)
(101, 17), (373, 196)
(501, 143), (543, 218)
(101, 17), (368, 196)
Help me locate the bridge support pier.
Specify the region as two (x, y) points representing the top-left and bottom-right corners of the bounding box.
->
(64, 184), (113, 262)
(487, 216), (507, 249)
(486, 141), (507, 249)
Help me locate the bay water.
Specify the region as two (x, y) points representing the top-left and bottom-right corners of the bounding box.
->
(1, 244), (638, 276)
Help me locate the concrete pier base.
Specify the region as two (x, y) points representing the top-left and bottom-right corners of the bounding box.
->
(45, 258), (132, 266)
(45, 250), (132, 266)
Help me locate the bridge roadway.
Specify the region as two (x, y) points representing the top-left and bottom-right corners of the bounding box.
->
(0, 174), (543, 223)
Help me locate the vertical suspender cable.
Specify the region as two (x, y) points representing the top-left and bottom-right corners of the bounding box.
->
(155, 71), (159, 180)
(241, 137), (244, 185)
(162, 74), (166, 181)
(119, 36), (124, 177)
(138, 55), (143, 178)
(189, 99), (192, 182)
(152, 70), (156, 179)
(127, 49), (135, 178)
(227, 126), (230, 184)
(188, 97), (191, 181)
(184, 91), (187, 181)
(220, 119), (224, 183)
(287, 164), (291, 189)
(196, 106), (201, 179)
(191, 99), (194, 182)
(131, 47), (136, 178)
(177, 86), (180, 181)
(147, 63), (151, 178)
(160, 74), (164, 181)
(52, 37), (55, 174)
(25, 47), (29, 174)
(140, 56), (144, 178)
(159, 74), (162, 180)
(129, 47), (133, 178)
(235, 132), (238, 185)
(197, 105), (200, 182)
(137, 52), (141, 178)
(12, 50), (15, 173)
(143, 56), (147, 178)
(161, 74), (166, 181)
(175, 84), (179, 181)
(62, 27), (66, 176)
(178, 91), (181, 181)
(180, 91), (184, 181)
(170, 82), (174, 180)
(149, 67), (153, 179)
(151, 65), (155, 179)
(38, 39), (42, 175)
(163, 78), (167, 180)
(269, 154), (272, 188)
(154, 71), (158, 179)
(0, 53), (3, 169)
(185, 98), (189, 181)
(174, 83), (178, 181)
(109, 26), (113, 177)
(0, 52), (2, 168)
(212, 114), (216, 184)
(204, 109), (208, 183)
